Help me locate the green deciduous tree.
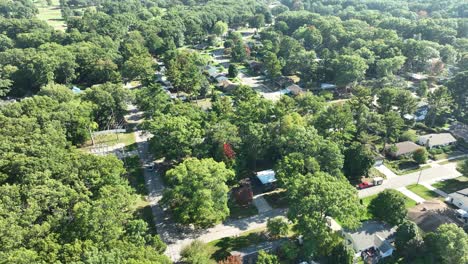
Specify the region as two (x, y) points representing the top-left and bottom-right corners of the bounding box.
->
(256, 250), (279, 264)
(395, 220), (422, 259)
(413, 148), (428, 164)
(332, 55), (368, 87)
(287, 172), (363, 256)
(166, 50), (206, 98)
(180, 240), (216, 264)
(228, 64), (239, 78)
(146, 114), (204, 160)
(447, 71), (467, 122)
(424, 224), (468, 264)
(369, 189), (407, 226)
(267, 217), (289, 238)
(427, 86), (453, 127)
(162, 158), (234, 227)
(343, 142), (375, 181)
(213, 21), (228, 37)
(263, 51), (282, 80)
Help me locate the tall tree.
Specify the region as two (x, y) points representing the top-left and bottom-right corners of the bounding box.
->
(425, 224), (468, 264)
(332, 55), (368, 87)
(427, 86), (453, 127)
(369, 189), (407, 226)
(166, 50), (206, 98)
(343, 142), (375, 182)
(146, 114), (204, 160)
(287, 172), (363, 256)
(162, 158), (234, 228)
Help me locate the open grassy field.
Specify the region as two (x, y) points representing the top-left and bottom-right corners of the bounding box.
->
(34, 0), (66, 30)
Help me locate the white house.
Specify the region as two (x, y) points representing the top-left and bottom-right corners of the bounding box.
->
(418, 133), (457, 149)
(447, 188), (468, 212)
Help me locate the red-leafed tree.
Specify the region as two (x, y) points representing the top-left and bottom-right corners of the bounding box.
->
(223, 143), (236, 159)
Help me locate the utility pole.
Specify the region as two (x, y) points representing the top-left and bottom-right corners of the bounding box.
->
(416, 168), (423, 185)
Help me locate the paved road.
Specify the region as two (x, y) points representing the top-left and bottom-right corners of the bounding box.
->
(359, 163), (461, 198)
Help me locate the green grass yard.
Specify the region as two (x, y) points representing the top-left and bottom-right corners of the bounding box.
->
(360, 193), (417, 221)
(406, 184), (442, 200)
(34, 0), (66, 30)
(208, 228), (268, 261)
(432, 176), (468, 194)
(82, 132), (136, 148)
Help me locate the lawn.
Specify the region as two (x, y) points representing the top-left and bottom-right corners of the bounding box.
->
(227, 200), (258, 220)
(82, 132), (136, 148)
(386, 159), (430, 175)
(133, 196), (157, 234)
(208, 228), (268, 261)
(406, 184), (441, 200)
(360, 193), (417, 221)
(432, 176), (468, 194)
(263, 190), (289, 209)
(34, 0), (66, 30)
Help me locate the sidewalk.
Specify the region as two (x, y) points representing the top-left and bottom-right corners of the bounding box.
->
(397, 187), (425, 203)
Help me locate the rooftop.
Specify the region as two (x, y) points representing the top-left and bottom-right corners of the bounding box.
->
(450, 122), (468, 142)
(389, 141), (422, 156)
(419, 133), (456, 147)
(256, 169), (277, 185)
(449, 188), (468, 206)
(344, 220), (396, 253)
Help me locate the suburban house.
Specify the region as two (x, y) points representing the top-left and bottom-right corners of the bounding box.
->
(418, 133), (457, 149)
(447, 188), (468, 212)
(205, 65), (220, 79)
(387, 141), (422, 158)
(450, 122), (468, 143)
(256, 169), (277, 191)
(343, 221), (396, 263)
(285, 84), (304, 96)
(408, 73), (428, 83)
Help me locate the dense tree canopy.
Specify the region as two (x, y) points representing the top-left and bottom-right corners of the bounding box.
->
(162, 158), (234, 227)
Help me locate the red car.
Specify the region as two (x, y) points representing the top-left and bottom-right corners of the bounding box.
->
(357, 182), (373, 190)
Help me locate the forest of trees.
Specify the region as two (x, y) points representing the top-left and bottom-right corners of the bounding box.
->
(0, 0), (467, 263)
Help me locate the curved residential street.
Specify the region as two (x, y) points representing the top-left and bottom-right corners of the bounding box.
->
(127, 96), (464, 262)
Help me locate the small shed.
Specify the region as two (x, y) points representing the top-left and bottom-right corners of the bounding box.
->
(256, 169), (277, 191)
(320, 83), (337, 90)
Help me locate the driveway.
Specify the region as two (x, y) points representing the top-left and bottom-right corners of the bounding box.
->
(359, 163), (461, 198)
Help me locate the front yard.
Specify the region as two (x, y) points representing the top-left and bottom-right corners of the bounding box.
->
(386, 159), (430, 175)
(432, 176), (468, 194)
(208, 228), (268, 261)
(406, 184), (442, 200)
(360, 194), (417, 221)
(227, 200), (258, 220)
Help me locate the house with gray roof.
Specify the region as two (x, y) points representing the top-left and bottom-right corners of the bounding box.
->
(418, 133), (457, 149)
(387, 141), (422, 158)
(343, 221), (396, 263)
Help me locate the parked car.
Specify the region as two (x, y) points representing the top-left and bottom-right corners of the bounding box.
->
(357, 177), (384, 190)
